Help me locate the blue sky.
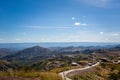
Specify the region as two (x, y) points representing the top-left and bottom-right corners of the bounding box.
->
(0, 0), (120, 43)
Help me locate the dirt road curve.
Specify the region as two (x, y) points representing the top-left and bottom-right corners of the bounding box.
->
(59, 62), (100, 80)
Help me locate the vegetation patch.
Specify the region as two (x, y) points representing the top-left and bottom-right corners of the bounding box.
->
(71, 63), (120, 80)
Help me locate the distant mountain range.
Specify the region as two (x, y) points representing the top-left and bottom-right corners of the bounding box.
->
(0, 48), (15, 57)
(2, 46), (58, 65)
(0, 42), (119, 50)
(0, 44), (120, 66)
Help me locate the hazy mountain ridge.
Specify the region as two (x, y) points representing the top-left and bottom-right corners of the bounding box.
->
(0, 60), (18, 71)
(0, 42), (119, 50)
(0, 48), (16, 57)
(0, 44), (120, 65)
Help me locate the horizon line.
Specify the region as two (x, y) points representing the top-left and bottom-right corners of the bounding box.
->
(0, 42), (119, 44)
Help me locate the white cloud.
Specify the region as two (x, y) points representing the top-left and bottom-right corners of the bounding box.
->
(72, 17), (75, 20)
(74, 22), (87, 26)
(100, 32), (104, 35)
(74, 22), (81, 26)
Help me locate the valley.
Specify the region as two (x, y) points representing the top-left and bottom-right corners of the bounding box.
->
(0, 44), (120, 80)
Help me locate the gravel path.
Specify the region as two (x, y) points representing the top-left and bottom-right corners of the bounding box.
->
(59, 62), (100, 80)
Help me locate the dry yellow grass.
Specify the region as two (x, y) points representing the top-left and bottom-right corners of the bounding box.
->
(49, 65), (82, 73)
(0, 71), (62, 80)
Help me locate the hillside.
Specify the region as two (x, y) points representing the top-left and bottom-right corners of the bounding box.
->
(0, 60), (18, 71)
(0, 45), (119, 80)
(71, 63), (120, 80)
(2, 46), (57, 65)
(1, 45), (120, 68)
(0, 48), (15, 57)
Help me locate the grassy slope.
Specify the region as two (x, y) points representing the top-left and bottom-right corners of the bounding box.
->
(71, 63), (120, 80)
(0, 71), (62, 80)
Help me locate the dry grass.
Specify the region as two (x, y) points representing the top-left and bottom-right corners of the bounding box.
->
(71, 63), (120, 80)
(49, 65), (82, 73)
(0, 71), (62, 80)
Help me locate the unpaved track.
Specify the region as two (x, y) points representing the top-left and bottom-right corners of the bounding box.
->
(59, 62), (100, 80)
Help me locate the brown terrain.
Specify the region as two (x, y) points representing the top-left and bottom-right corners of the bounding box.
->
(0, 77), (40, 80)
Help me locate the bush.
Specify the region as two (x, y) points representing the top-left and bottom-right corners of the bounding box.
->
(109, 73), (120, 80)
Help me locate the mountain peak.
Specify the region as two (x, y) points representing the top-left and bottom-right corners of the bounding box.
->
(31, 45), (44, 49)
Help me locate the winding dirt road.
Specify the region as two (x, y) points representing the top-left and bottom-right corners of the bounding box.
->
(59, 62), (100, 80)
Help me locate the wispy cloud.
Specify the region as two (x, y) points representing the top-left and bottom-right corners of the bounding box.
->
(74, 22), (80, 26)
(81, 0), (120, 8)
(100, 32), (104, 35)
(0, 38), (4, 41)
(26, 26), (74, 29)
(26, 23), (88, 29)
(99, 32), (119, 37)
(84, 0), (110, 8)
(81, 23), (87, 26)
(26, 16), (88, 29)
(72, 17), (75, 20)
(15, 38), (21, 41)
(74, 22), (87, 26)
(111, 33), (119, 36)
(20, 32), (27, 35)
